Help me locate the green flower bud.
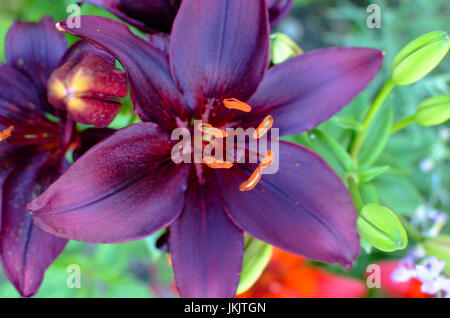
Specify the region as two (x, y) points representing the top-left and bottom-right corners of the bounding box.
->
(270, 32), (303, 65)
(357, 203), (408, 252)
(423, 235), (450, 276)
(237, 236), (272, 294)
(415, 95), (450, 126)
(391, 31), (450, 85)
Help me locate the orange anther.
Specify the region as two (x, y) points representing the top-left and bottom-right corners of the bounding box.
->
(253, 115), (273, 139)
(167, 254), (172, 266)
(202, 156), (233, 169)
(239, 167), (262, 192)
(259, 150), (274, 168)
(0, 126), (13, 142)
(223, 98), (252, 112)
(197, 123), (227, 138)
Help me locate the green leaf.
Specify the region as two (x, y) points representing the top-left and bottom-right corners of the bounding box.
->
(374, 175), (423, 214)
(422, 235), (450, 276)
(281, 133), (311, 147)
(0, 14), (13, 63)
(357, 166), (390, 183)
(237, 236), (272, 295)
(332, 116), (362, 131)
(309, 129), (353, 172)
(357, 203), (408, 252)
(358, 182), (379, 204)
(358, 106), (394, 167)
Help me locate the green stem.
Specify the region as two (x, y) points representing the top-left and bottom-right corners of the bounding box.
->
(347, 176), (364, 212)
(390, 115), (415, 134)
(350, 78), (396, 160)
(398, 215), (424, 243)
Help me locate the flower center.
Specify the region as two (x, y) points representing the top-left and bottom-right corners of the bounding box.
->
(198, 98), (275, 192)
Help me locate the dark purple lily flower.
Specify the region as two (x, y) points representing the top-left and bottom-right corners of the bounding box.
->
(79, 0), (293, 33)
(29, 0), (383, 297)
(0, 17), (117, 297)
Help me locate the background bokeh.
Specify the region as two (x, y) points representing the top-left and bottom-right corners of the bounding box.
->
(0, 0), (448, 297)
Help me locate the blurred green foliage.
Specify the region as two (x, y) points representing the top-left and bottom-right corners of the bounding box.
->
(0, 0), (448, 298)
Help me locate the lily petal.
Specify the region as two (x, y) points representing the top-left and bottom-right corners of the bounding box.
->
(60, 40), (115, 65)
(28, 123), (189, 243)
(80, 0), (287, 33)
(215, 140), (360, 267)
(57, 16), (189, 131)
(0, 63), (56, 132)
(73, 127), (115, 161)
(0, 151), (68, 297)
(169, 0), (270, 110)
(6, 16), (67, 96)
(170, 172), (244, 297)
(80, 0), (181, 34)
(243, 47), (383, 136)
(267, 0), (294, 27)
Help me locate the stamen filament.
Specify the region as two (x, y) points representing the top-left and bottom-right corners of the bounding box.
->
(259, 150), (274, 168)
(0, 126), (13, 141)
(202, 156), (233, 169)
(239, 167), (262, 192)
(223, 98), (252, 112)
(253, 115), (273, 139)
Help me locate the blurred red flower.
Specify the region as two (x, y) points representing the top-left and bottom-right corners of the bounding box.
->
(238, 248), (367, 298)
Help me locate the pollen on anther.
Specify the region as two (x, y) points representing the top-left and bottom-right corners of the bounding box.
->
(55, 22), (64, 32)
(259, 150), (274, 168)
(197, 122), (227, 138)
(223, 98), (252, 112)
(253, 115), (273, 139)
(295, 162), (300, 167)
(239, 167), (262, 192)
(0, 126), (13, 142)
(202, 156), (233, 169)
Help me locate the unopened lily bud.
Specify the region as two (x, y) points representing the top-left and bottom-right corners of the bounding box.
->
(415, 95), (450, 127)
(357, 203), (408, 252)
(47, 55), (127, 127)
(270, 32), (303, 65)
(391, 31), (450, 85)
(423, 235), (450, 276)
